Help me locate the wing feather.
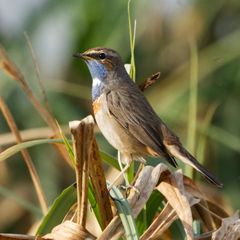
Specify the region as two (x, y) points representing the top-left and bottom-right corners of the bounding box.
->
(106, 86), (177, 167)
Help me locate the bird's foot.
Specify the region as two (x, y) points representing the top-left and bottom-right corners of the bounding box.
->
(119, 184), (140, 195)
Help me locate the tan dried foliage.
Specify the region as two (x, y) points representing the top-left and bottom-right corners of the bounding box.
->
(0, 45), (237, 239)
(212, 211), (240, 240)
(0, 47), (24, 83)
(0, 233), (47, 240)
(157, 170), (194, 239)
(0, 45), (71, 165)
(43, 221), (96, 240)
(69, 117), (113, 229)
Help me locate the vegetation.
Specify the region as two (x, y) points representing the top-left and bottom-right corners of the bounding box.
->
(0, 0), (240, 239)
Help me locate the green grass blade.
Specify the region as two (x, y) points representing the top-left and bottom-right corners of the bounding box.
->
(207, 125), (240, 153)
(127, 0), (137, 183)
(36, 184), (77, 235)
(0, 139), (63, 162)
(127, 0), (136, 81)
(136, 208), (147, 236)
(197, 103), (219, 164)
(170, 219), (186, 240)
(193, 220), (201, 236)
(99, 151), (120, 170)
(37, 183), (108, 235)
(145, 190), (165, 225)
(56, 121), (75, 166)
(127, 0), (136, 182)
(109, 186), (139, 240)
(186, 39), (198, 178)
(88, 182), (104, 229)
(136, 190), (165, 235)
(0, 138), (120, 171)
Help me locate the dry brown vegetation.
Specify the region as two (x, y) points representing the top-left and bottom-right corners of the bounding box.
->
(0, 46), (240, 239)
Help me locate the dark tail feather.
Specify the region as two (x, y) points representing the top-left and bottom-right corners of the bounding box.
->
(192, 159), (223, 187)
(166, 144), (223, 188)
(165, 153), (178, 168)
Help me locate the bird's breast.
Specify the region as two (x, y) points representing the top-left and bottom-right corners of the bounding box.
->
(93, 94), (123, 150)
(92, 93), (143, 153)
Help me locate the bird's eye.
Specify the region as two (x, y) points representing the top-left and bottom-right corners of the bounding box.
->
(99, 53), (106, 60)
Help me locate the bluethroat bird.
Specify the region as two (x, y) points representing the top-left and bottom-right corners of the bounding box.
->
(74, 47), (223, 188)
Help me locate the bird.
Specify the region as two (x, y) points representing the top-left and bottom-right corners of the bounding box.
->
(73, 47), (223, 188)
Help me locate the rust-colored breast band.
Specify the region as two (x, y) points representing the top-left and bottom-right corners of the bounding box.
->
(92, 97), (102, 114)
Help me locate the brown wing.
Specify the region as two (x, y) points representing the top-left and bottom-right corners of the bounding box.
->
(106, 86), (177, 167)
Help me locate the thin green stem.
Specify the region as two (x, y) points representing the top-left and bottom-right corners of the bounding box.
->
(128, 0), (136, 81)
(127, 0), (137, 182)
(186, 39), (198, 178)
(196, 103), (219, 164)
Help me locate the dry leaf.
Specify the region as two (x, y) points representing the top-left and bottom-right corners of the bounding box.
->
(43, 220), (96, 240)
(89, 139), (113, 227)
(138, 72), (161, 91)
(212, 211), (240, 240)
(128, 164), (169, 217)
(99, 164), (170, 239)
(0, 46), (23, 82)
(184, 176), (228, 230)
(141, 182), (200, 239)
(156, 170), (194, 240)
(69, 117), (113, 229)
(140, 202), (177, 240)
(0, 233), (46, 239)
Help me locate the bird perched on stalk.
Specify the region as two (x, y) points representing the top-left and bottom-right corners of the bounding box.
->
(73, 47), (223, 188)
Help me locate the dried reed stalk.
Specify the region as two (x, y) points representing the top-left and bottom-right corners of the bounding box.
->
(0, 46), (71, 165)
(69, 116), (113, 229)
(0, 97), (48, 214)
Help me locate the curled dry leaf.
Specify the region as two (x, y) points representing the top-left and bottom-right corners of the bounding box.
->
(100, 164), (208, 240)
(98, 164), (167, 239)
(212, 211), (240, 240)
(43, 220), (96, 240)
(156, 170), (194, 240)
(69, 116), (94, 226)
(99, 164), (173, 240)
(0, 233), (46, 240)
(69, 116), (113, 236)
(138, 72), (161, 92)
(184, 176), (229, 231)
(140, 182), (200, 240)
(128, 164), (169, 217)
(184, 177), (217, 231)
(69, 116), (113, 229)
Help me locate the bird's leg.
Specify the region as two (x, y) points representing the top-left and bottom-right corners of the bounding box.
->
(108, 155), (140, 195)
(108, 162), (130, 190)
(117, 151), (130, 186)
(108, 153), (132, 190)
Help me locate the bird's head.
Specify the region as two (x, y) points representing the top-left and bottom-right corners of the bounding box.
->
(74, 47), (125, 81)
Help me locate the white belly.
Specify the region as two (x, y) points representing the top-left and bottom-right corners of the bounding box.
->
(93, 94), (149, 165)
(94, 95), (127, 151)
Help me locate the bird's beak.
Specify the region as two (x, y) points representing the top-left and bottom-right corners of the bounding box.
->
(73, 52), (92, 61)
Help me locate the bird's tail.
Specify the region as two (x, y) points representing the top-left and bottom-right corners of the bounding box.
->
(165, 144), (223, 188)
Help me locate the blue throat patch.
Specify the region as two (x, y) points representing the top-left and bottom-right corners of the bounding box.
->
(86, 60), (107, 101)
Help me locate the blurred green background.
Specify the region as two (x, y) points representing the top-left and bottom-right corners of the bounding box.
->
(0, 0), (239, 233)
